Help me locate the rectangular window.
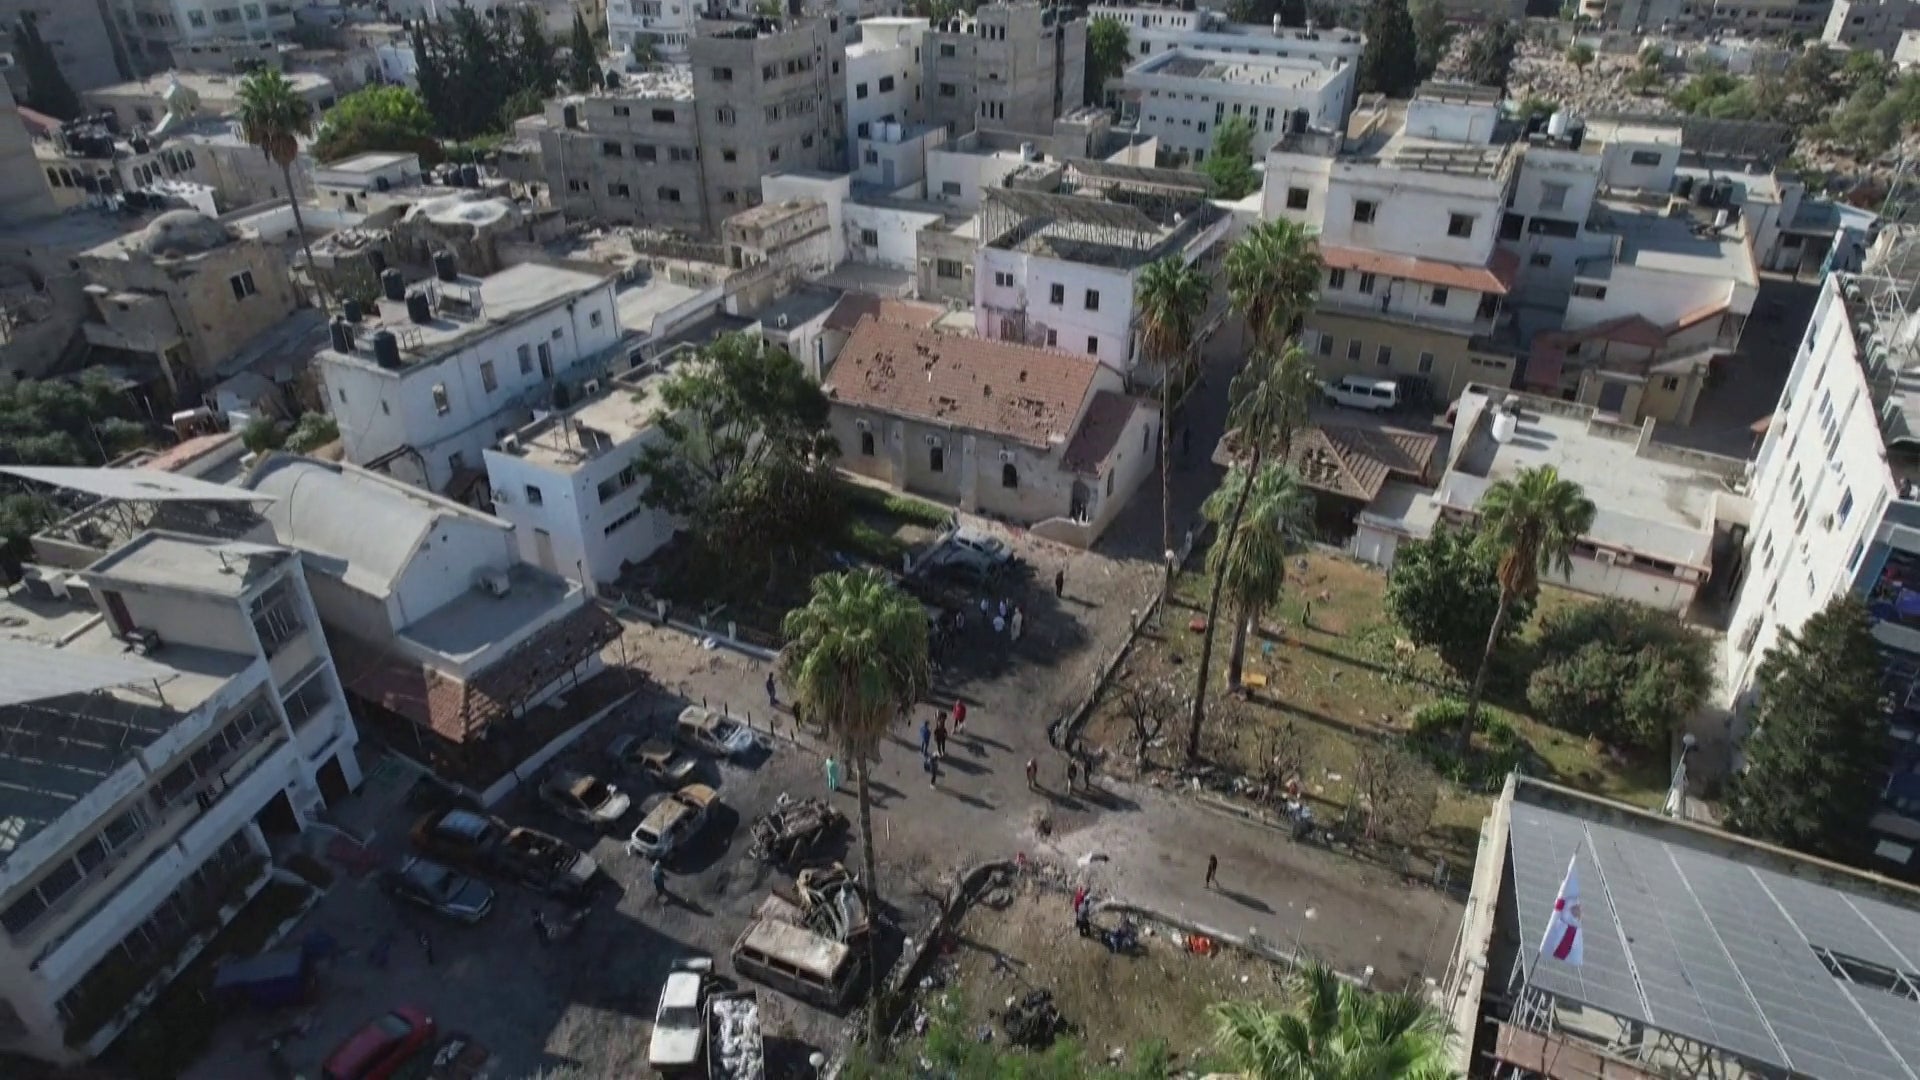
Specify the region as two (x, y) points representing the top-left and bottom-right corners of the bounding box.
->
(1529, 252), (1552, 267)
(879, 75), (895, 92)
(480, 361), (497, 393)
(1418, 351), (1435, 374)
(1347, 339), (1363, 361)
(1327, 268), (1347, 290)
(936, 259), (962, 279)
(1660, 375), (1681, 391)
(229, 271), (257, 300)
(939, 83), (957, 97)
(1375, 345), (1393, 367)
(518, 344), (533, 375)
(712, 66), (733, 81)
(1430, 286), (1449, 307)
(1540, 182), (1569, 212)
(1357, 272), (1377, 295)
(651, 109), (675, 123)
(1629, 149), (1662, 166)
(1286, 187), (1310, 210)
(1836, 488), (1854, 526)
(432, 384), (450, 415)
(940, 43), (956, 57)
(525, 485), (544, 505)
(861, 229), (880, 248)
(856, 83), (869, 99)
(1447, 213), (1474, 238)
(1087, 336), (1099, 355)
(1050, 283), (1065, 304)
(658, 187), (682, 202)
(1084, 289), (1100, 311)
(1045, 329), (1057, 347)
(250, 580), (305, 656)
(941, 180), (962, 197)
(1317, 334), (1334, 356)
(929, 445), (945, 472)
(602, 141), (623, 158)
(994, 270), (1015, 287)
(1353, 200), (1377, 224)
(1571, 283), (1608, 300)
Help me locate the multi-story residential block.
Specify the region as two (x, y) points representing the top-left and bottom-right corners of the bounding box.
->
(315, 258), (623, 495)
(1721, 243), (1920, 877)
(1264, 85), (1521, 404)
(846, 16), (927, 152)
(1088, 3), (1365, 76)
(0, 0), (127, 96)
(828, 316), (1157, 545)
(922, 2), (1086, 138)
(0, 80), (56, 227)
(0, 493), (358, 1063)
(1824, 0), (1920, 52)
(82, 70), (334, 131)
(1578, 0), (1831, 31)
(108, 0), (297, 73)
(484, 362), (679, 586)
(1116, 47), (1356, 163)
(541, 16), (847, 235)
(608, 0), (697, 59)
(974, 160), (1230, 377)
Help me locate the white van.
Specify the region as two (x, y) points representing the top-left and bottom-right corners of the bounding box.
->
(1324, 375), (1401, 412)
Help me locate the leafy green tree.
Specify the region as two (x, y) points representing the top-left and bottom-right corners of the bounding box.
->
(1359, 0), (1419, 97)
(780, 569), (928, 1049)
(511, 7), (560, 95)
(12, 15), (79, 119)
(1462, 465), (1595, 750)
(1526, 600), (1711, 753)
(1136, 255), (1210, 591)
(1087, 18), (1131, 105)
(1464, 18), (1522, 92)
(568, 12), (599, 93)
(237, 69), (320, 310)
(1212, 962), (1455, 1080)
(0, 373), (147, 554)
(1386, 525), (1532, 681)
(314, 85), (440, 165)
(1205, 462), (1312, 690)
(240, 417), (284, 454)
(1565, 42), (1594, 71)
(499, 86), (547, 130)
(0, 493), (57, 560)
(1725, 595), (1889, 863)
(1411, 0), (1455, 81)
(1225, 218), (1322, 354)
(1819, 74), (1920, 157)
(1201, 115), (1260, 199)
(635, 333), (842, 590)
(283, 413), (340, 453)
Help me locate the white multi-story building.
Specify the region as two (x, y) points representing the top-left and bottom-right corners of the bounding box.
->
(1722, 247), (1920, 878)
(1086, 4), (1365, 71)
(484, 363), (679, 586)
(316, 260), (624, 496)
(0, 512), (358, 1064)
(607, 0), (697, 59)
(974, 162), (1231, 376)
(1824, 0), (1920, 53)
(1116, 46), (1356, 162)
(108, 0), (296, 72)
(846, 17), (928, 152)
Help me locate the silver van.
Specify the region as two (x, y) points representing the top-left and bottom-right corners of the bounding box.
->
(1324, 375), (1401, 412)
(730, 918), (862, 1007)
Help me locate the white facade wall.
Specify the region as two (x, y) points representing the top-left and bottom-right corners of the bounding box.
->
(607, 0), (696, 58)
(1502, 146), (1608, 298)
(319, 281), (622, 493)
(764, 172), (852, 268)
(1565, 263), (1754, 333)
(483, 430), (677, 586)
(975, 248), (1137, 369)
(1121, 49), (1353, 160)
(1317, 269), (1494, 333)
(1598, 138), (1681, 193)
(845, 200), (940, 270)
(925, 147), (1032, 210)
(856, 127), (942, 193)
(846, 19), (927, 151)
(1899, 27), (1920, 67)
(1824, 0), (1918, 53)
(1312, 163), (1507, 264)
(1087, 6), (1365, 66)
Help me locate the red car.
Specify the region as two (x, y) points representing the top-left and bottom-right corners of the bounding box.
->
(322, 1006), (436, 1080)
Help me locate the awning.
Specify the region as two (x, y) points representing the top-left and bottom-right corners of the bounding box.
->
(1317, 245), (1519, 295)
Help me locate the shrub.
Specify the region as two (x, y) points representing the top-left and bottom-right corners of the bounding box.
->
(1526, 600), (1711, 753)
(1409, 698), (1527, 788)
(844, 482), (952, 529)
(240, 416), (283, 454)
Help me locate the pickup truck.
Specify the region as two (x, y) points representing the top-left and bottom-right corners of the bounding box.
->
(706, 990), (765, 1080)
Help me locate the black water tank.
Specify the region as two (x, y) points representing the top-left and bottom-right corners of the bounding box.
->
(406, 292), (433, 324)
(329, 317), (353, 353)
(1675, 174), (1695, 199)
(130, 136), (150, 154)
(368, 248), (387, 275)
(373, 330), (401, 368)
(1692, 180), (1715, 206)
(343, 297), (363, 323)
(459, 163), (480, 187)
(381, 268), (406, 301)
(1290, 108), (1309, 135)
(433, 250), (457, 282)
(562, 104), (579, 129)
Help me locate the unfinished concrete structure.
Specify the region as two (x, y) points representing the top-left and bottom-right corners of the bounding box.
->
(922, 3), (1086, 138)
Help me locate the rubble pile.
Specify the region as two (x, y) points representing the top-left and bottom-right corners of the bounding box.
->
(1000, 989), (1068, 1049)
(1500, 40), (1683, 117)
(710, 996), (765, 1079)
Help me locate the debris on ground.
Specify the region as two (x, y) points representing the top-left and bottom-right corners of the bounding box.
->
(1000, 989), (1068, 1049)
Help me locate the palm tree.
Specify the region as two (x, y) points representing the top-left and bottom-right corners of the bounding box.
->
(1186, 346), (1317, 759)
(1212, 962), (1457, 1080)
(1460, 464), (1596, 750)
(779, 569), (928, 1047)
(1135, 255), (1210, 590)
(1224, 218), (1322, 354)
(1204, 462), (1313, 692)
(236, 69), (322, 312)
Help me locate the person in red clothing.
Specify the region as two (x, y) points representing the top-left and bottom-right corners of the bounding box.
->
(952, 699), (967, 731)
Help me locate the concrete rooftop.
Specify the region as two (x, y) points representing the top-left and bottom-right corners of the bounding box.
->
(398, 564), (577, 666)
(320, 263), (610, 373)
(85, 532), (288, 597)
(510, 368), (672, 470)
(1590, 202), (1758, 287)
(1135, 48), (1339, 90)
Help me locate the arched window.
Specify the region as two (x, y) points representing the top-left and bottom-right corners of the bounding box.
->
(860, 431), (875, 456)
(1001, 462), (1019, 489)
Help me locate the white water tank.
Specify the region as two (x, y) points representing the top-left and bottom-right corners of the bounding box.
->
(1491, 408), (1519, 444)
(1547, 111), (1570, 139)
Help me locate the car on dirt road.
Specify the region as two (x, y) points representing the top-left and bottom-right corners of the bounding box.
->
(408, 809), (598, 899)
(674, 705), (758, 759)
(538, 768), (632, 830)
(626, 784), (719, 860)
(606, 733), (701, 787)
(647, 959), (710, 1072)
(321, 1006), (437, 1080)
(381, 858), (495, 924)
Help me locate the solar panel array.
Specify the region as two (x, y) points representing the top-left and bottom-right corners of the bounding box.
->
(1509, 801), (1920, 1080)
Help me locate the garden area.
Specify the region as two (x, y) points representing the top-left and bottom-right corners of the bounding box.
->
(1081, 544), (1697, 876)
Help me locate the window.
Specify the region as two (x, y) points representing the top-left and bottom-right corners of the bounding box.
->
(994, 270), (1014, 287)
(712, 66), (733, 80)
(722, 148), (738, 163)
(1286, 187), (1309, 210)
(1529, 252), (1552, 268)
(1571, 283), (1608, 300)
(930, 445), (945, 472)
(525, 485), (544, 505)
(608, 182), (630, 197)
(936, 258), (963, 279)
(250, 580), (305, 656)
(602, 141), (623, 158)
(1327, 268), (1347, 290)
(1447, 213), (1474, 238)
(941, 180), (962, 197)
(856, 82), (869, 99)
(658, 186), (682, 202)
(939, 83), (957, 97)
(1540, 182), (1569, 212)
(669, 147), (695, 163)
(1002, 462), (1018, 489)
(1357, 272), (1376, 295)
(1084, 289), (1100, 311)
(1430, 286), (1449, 307)
(1045, 329), (1057, 347)
(1050, 283), (1065, 304)
(879, 75), (895, 92)
(229, 271), (257, 300)
(716, 106), (736, 126)
(1629, 149), (1662, 166)
(1418, 351), (1435, 374)
(1376, 345), (1392, 367)
(860, 431), (875, 455)
(1836, 488), (1854, 526)
(1660, 375), (1681, 391)
(432, 383), (450, 415)
(589, 311), (603, 329)
(1353, 200), (1377, 224)
(861, 229), (881, 248)
(282, 671), (332, 726)
(940, 43), (956, 57)
(518, 344), (533, 375)
(1528, 218), (1579, 239)
(480, 361), (497, 393)
(1347, 339), (1363, 361)
(651, 109), (674, 123)
(1087, 336), (1099, 355)
(1500, 213), (1525, 241)
(1317, 333), (1334, 357)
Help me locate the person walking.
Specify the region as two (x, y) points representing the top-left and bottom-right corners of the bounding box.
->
(1054, 568), (1065, 599)
(531, 909), (551, 947)
(927, 753), (941, 787)
(933, 714), (948, 758)
(1025, 757), (1038, 789)
(1300, 599), (1313, 628)
(1065, 758), (1079, 792)
(825, 756), (841, 793)
(952, 699), (967, 732)
(765, 672), (778, 708)
(919, 717), (931, 757)
(416, 928), (435, 966)
(651, 860), (669, 901)
(1205, 854), (1219, 890)
(1010, 606), (1024, 642)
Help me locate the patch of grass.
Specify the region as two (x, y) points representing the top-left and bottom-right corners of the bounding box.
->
(843, 482), (953, 529)
(845, 519), (909, 564)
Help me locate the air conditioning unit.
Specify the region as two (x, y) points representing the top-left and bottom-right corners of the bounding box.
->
(854, 418), (872, 432)
(474, 569), (511, 597)
(1596, 549), (1617, 566)
(1821, 513), (1836, 531)
(925, 434), (944, 448)
(500, 434), (522, 453)
(583, 378), (603, 396)
(998, 448), (1016, 463)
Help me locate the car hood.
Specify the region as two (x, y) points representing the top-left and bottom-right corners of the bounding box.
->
(648, 1020), (702, 1066)
(594, 792), (633, 821)
(566, 852), (599, 883)
(665, 758), (700, 780)
(721, 727), (757, 754)
(447, 879), (494, 916)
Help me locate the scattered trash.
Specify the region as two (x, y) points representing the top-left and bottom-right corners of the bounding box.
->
(1304, 907), (1318, 920)
(1001, 989), (1068, 1049)
(1075, 851), (1109, 867)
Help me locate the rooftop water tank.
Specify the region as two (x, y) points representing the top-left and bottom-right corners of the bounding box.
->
(343, 297), (363, 323)
(381, 268), (405, 301)
(406, 292), (432, 324)
(433, 250), (457, 282)
(372, 330), (401, 369)
(1547, 111), (1569, 139)
(1491, 407), (1519, 444)
(329, 317), (354, 353)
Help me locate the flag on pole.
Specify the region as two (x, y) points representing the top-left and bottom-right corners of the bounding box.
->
(1539, 856), (1584, 966)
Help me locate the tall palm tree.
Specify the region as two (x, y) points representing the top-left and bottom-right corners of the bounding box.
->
(236, 69), (322, 311)
(1224, 218), (1322, 354)
(1136, 256), (1210, 592)
(1212, 962), (1457, 1080)
(1186, 346), (1317, 759)
(1204, 462), (1313, 692)
(779, 569), (928, 1047)
(1461, 464), (1596, 750)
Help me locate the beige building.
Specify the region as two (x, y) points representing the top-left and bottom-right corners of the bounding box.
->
(825, 317), (1157, 546)
(83, 70), (336, 132)
(77, 210), (300, 399)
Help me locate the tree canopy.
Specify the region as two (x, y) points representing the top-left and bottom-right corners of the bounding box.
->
(314, 86), (441, 165)
(1212, 963), (1455, 1080)
(411, 6), (564, 141)
(0, 373), (148, 556)
(1386, 525), (1533, 681)
(1725, 595), (1889, 863)
(1463, 18), (1522, 92)
(1359, 0), (1419, 97)
(1525, 599), (1712, 754)
(1201, 116), (1260, 200)
(1411, 0), (1455, 83)
(569, 12), (600, 93)
(1087, 18), (1130, 105)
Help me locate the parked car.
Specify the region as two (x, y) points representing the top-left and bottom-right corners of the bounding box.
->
(381, 858), (495, 924)
(495, 827), (598, 899)
(627, 784), (719, 860)
(922, 525), (1013, 574)
(408, 808), (503, 870)
(1323, 374), (1400, 412)
(539, 768), (632, 829)
(412, 1032), (497, 1079)
(647, 959), (711, 1072)
(321, 1006), (437, 1080)
(606, 734), (701, 787)
(674, 706), (758, 759)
